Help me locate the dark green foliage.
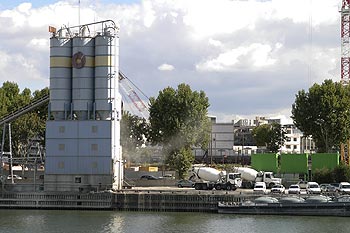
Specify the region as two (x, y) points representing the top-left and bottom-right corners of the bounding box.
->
(166, 147), (194, 179)
(120, 111), (150, 162)
(148, 83), (210, 177)
(120, 111), (149, 151)
(0, 82), (48, 157)
(252, 123), (286, 153)
(292, 79), (350, 152)
(313, 163), (350, 183)
(332, 163), (350, 183)
(312, 168), (333, 184)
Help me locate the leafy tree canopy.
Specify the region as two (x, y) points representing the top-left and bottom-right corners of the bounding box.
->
(291, 79), (350, 152)
(148, 83), (210, 178)
(0, 82), (48, 157)
(120, 111), (149, 154)
(252, 122), (286, 153)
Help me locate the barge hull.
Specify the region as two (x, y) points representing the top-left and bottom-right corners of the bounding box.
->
(218, 202), (350, 217)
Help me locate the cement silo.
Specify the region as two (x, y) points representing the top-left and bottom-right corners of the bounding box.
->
(72, 34), (95, 120)
(94, 30), (115, 120)
(49, 29), (72, 120)
(45, 20), (122, 192)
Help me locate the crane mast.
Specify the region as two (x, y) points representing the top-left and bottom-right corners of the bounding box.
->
(341, 0), (350, 84)
(341, 0), (350, 164)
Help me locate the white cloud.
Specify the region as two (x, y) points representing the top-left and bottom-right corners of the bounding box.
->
(28, 38), (49, 50)
(0, 0), (341, 124)
(181, 0), (258, 38)
(196, 43), (277, 71)
(142, 0), (156, 27)
(208, 38), (223, 47)
(158, 63), (175, 71)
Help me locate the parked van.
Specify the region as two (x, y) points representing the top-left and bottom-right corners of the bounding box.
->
(339, 182), (350, 194)
(254, 182), (267, 194)
(306, 182), (321, 194)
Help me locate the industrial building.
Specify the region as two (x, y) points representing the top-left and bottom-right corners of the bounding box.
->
(193, 116), (315, 164)
(45, 20), (123, 192)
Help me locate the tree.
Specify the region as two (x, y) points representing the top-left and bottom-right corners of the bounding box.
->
(148, 83), (210, 178)
(252, 123), (286, 153)
(120, 111), (149, 162)
(166, 147), (194, 179)
(313, 163), (350, 183)
(291, 79), (350, 152)
(332, 163), (350, 183)
(0, 82), (48, 158)
(312, 167), (333, 184)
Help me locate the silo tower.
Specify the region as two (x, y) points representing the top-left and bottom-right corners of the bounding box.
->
(46, 20), (123, 192)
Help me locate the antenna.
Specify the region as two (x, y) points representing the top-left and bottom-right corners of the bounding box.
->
(78, 0), (81, 27)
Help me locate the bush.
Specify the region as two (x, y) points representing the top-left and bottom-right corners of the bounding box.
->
(313, 167), (332, 184)
(313, 163), (350, 183)
(332, 163), (350, 182)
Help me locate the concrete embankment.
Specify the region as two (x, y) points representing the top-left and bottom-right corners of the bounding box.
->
(0, 189), (248, 212)
(114, 189), (245, 212)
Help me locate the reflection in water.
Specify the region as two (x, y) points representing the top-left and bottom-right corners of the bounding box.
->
(0, 210), (348, 233)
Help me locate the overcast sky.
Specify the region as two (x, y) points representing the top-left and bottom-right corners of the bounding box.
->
(0, 0), (342, 123)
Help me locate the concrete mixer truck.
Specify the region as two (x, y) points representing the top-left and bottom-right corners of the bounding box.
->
(189, 166), (242, 191)
(233, 167), (282, 189)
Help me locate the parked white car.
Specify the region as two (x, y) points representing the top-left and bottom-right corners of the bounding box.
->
(271, 184), (285, 194)
(288, 184), (301, 194)
(339, 182), (350, 194)
(253, 182), (267, 194)
(306, 182), (321, 194)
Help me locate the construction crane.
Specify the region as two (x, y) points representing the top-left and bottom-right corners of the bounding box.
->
(340, 0), (350, 165)
(341, 0), (350, 85)
(118, 71), (149, 118)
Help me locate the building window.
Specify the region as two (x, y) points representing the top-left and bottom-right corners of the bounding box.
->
(75, 177), (81, 183)
(58, 161), (64, 169)
(91, 162), (98, 168)
(58, 144), (65, 151)
(286, 145), (291, 149)
(293, 138), (297, 142)
(92, 125), (98, 133)
(91, 144), (98, 151)
(294, 145), (297, 149)
(59, 126), (65, 133)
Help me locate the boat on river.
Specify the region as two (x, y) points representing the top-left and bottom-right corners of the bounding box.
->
(218, 195), (350, 217)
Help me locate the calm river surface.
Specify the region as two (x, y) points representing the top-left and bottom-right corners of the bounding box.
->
(0, 209), (348, 233)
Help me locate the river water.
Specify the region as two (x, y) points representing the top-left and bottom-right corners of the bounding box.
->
(0, 209), (347, 233)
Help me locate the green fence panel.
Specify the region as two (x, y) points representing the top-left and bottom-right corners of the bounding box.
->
(311, 153), (339, 172)
(280, 153), (308, 174)
(251, 153), (278, 173)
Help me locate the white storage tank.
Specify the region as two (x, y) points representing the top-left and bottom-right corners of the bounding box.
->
(49, 36), (72, 120)
(94, 28), (118, 120)
(72, 36), (95, 120)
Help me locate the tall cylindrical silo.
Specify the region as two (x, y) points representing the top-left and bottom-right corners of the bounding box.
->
(94, 32), (115, 120)
(50, 36), (72, 120)
(72, 36), (95, 120)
